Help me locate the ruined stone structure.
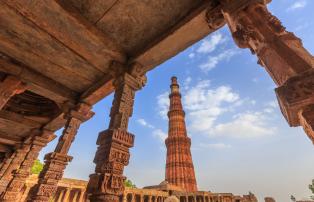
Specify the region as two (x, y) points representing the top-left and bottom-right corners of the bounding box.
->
(0, 0), (312, 201)
(165, 77), (197, 192)
(17, 175), (260, 202)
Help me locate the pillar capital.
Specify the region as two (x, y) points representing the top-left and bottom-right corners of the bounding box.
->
(66, 102), (94, 122)
(276, 69), (314, 126)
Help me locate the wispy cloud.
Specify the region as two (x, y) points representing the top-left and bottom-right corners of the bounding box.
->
(137, 118), (154, 129)
(197, 32), (226, 54)
(152, 129), (167, 142)
(199, 49), (238, 72)
(199, 143), (232, 149)
(287, 0), (307, 11)
(213, 111), (276, 138)
(156, 92), (170, 119)
(156, 79), (277, 140)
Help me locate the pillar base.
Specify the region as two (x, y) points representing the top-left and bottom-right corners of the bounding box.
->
(31, 152), (72, 201)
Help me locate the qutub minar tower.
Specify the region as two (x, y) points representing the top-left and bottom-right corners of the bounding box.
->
(165, 76), (198, 192)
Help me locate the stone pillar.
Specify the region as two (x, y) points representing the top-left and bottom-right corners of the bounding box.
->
(78, 189), (85, 202)
(218, 0), (314, 141)
(87, 72), (146, 202)
(0, 151), (14, 179)
(63, 188), (71, 202)
(72, 190), (79, 202)
(56, 189), (65, 202)
(1, 130), (56, 201)
(0, 75), (26, 110)
(31, 103), (94, 201)
(0, 144), (30, 194)
(19, 184), (32, 202)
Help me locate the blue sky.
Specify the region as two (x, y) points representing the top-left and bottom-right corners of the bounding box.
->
(39, 1), (314, 201)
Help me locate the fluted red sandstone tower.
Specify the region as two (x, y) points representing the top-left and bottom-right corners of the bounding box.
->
(165, 76), (197, 192)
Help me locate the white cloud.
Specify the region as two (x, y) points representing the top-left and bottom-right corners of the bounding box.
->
(188, 53), (195, 58)
(156, 92), (169, 119)
(137, 118), (154, 129)
(213, 111), (276, 138)
(156, 79), (277, 140)
(183, 77), (192, 90)
(183, 80), (240, 134)
(199, 143), (232, 149)
(287, 0), (307, 11)
(199, 49), (238, 72)
(197, 32), (226, 54)
(152, 129), (167, 142)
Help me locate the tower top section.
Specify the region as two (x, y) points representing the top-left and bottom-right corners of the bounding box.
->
(170, 76), (180, 94)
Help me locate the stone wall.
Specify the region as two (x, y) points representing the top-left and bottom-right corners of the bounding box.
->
(17, 175), (263, 202)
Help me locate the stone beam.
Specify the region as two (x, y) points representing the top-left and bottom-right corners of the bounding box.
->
(219, 0), (314, 142)
(0, 75), (26, 110)
(0, 53), (78, 104)
(2, 0), (126, 70)
(131, 1), (225, 72)
(0, 110), (42, 128)
(80, 75), (114, 105)
(31, 103), (94, 201)
(80, 61), (124, 105)
(0, 132), (21, 146)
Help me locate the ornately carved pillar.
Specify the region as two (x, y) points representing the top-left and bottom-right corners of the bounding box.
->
(87, 72), (146, 202)
(31, 103), (94, 201)
(0, 143), (32, 195)
(1, 130), (56, 201)
(217, 0), (314, 141)
(0, 75), (27, 110)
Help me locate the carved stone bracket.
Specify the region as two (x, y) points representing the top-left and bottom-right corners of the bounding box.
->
(0, 75), (27, 110)
(87, 72), (145, 202)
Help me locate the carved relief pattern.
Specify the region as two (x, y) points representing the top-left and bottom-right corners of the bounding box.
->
(88, 73), (145, 202)
(0, 131), (55, 201)
(31, 103), (93, 202)
(0, 144), (30, 195)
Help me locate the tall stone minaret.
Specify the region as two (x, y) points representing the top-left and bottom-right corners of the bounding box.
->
(165, 76), (197, 192)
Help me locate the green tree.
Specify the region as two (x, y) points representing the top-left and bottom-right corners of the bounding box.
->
(31, 159), (44, 174)
(124, 179), (136, 188)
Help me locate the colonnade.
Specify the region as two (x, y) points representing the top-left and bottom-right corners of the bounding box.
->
(123, 188), (168, 202)
(18, 174), (87, 202)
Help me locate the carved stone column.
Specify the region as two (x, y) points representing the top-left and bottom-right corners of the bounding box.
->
(0, 75), (27, 110)
(0, 151), (14, 179)
(0, 144), (30, 195)
(218, 0), (314, 141)
(87, 72), (146, 202)
(31, 103), (94, 202)
(1, 130), (56, 201)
